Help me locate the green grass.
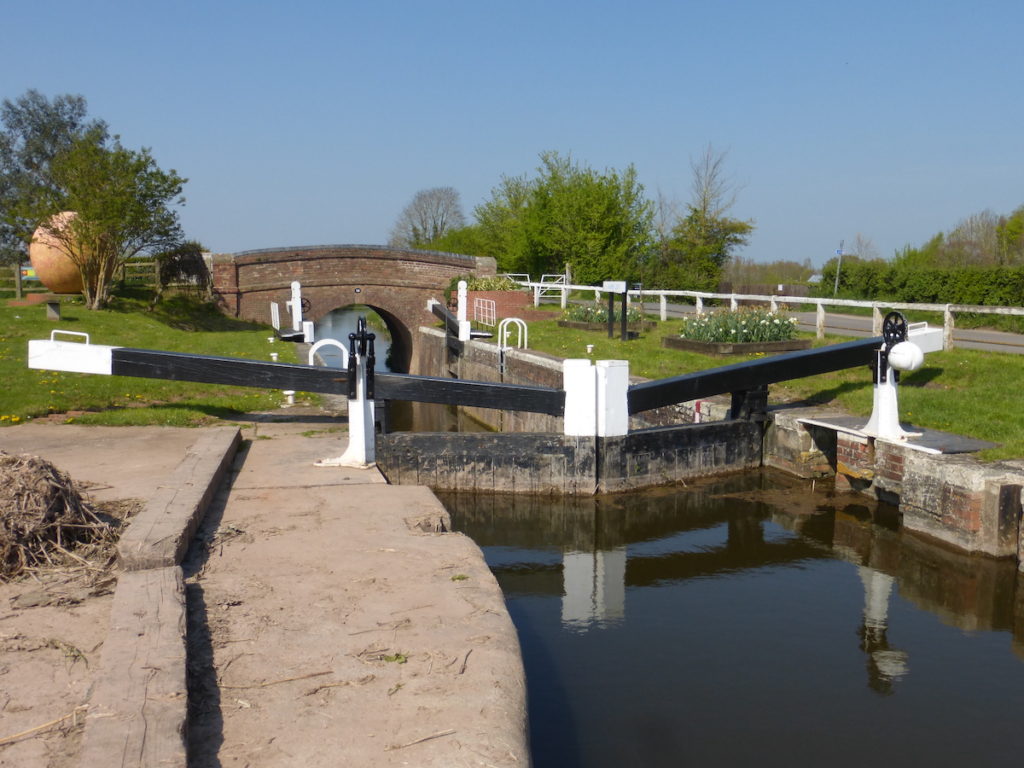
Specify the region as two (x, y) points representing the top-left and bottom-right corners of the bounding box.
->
(523, 315), (1024, 461)
(0, 288), (303, 427)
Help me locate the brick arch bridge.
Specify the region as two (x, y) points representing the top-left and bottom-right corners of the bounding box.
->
(212, 245), (496, 371)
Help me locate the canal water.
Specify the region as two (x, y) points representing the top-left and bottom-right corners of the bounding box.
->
(440, 470), (1024, 768)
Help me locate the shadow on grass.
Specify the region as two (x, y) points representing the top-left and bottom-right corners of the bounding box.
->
(108, 287), (267, 333)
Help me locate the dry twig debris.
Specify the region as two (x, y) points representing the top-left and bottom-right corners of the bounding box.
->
(0, 451), (119, 581)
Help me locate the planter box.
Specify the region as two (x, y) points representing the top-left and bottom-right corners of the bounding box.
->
(558, 320), (657, 332)
(662, 336), (812, 356)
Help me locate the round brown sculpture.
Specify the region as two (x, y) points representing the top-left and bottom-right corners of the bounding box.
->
(29, 212), (84, 294)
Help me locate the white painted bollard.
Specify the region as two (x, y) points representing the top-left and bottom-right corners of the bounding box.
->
(660, 295), (667, 322)
(816, 303), (826, 339)
(285, 281), (303, 331)
(456, 280), (472, 341)
(316, 351), (375, 468)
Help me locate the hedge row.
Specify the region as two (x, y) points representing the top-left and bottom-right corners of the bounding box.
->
(816, 261), (1024, 306)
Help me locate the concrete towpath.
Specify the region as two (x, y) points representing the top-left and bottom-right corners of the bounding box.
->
(0, 415), (528, 768)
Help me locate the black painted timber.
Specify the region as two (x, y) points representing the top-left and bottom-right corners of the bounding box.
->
(110, 348), (564, 415)
(377, 372), (564, 416)
(628, 336), (882, 414)
(112, 348), (349, 393)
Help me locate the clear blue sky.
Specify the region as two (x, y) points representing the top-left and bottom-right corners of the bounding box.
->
(5, 0), (1022, 267)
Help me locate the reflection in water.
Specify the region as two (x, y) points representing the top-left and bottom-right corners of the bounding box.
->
(440, 470), (1024, 768)
(561, 549), (626, 631)
(858, 566), (909, 695)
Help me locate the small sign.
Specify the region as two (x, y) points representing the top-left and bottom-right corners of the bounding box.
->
(602, 280), (627, 293)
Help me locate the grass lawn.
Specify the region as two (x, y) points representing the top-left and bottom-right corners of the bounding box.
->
(523, 315), (1024, 461)
(0, 289), (304, 427)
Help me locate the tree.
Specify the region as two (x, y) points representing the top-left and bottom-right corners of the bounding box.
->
(473, 174), (533, 270)
(0, 90), (107, 297)
(389, 186), (466, 248)
(648, 145), (753, 290)
(20, 131), (186, 309)
(472, 152), (654, 283)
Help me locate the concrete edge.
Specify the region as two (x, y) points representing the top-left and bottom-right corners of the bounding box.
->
(81, 428), (241, 768)
(117, 427), (242, 571)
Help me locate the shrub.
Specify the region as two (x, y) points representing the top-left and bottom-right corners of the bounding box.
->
(679, 308), (799, 343)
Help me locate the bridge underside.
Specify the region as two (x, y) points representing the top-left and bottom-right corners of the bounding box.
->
(212, 245), (496, 372)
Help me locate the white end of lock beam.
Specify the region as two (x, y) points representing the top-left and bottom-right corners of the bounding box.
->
(562, 358), (630, 438)
(28, 332), (118, 375)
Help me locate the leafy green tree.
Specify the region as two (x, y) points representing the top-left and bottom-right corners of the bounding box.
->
(474, 173), (533, 272)
(421, 224), (490, 256)
(19, 131), (186, 309)
(0, 90), (107, 297)
(997, 205), (1024, 265)
(473, 152), (653, 283)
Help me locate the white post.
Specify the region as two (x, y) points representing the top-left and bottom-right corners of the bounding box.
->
(596, 360), (629, 437)
(944, 305), (955, 350)
(695, 297), (703, 315)
(560, 286), (568, 309)
(288, 281), (303, 331)
(457, 280), (468, 323)
(872, 305), (883, 336)
(316, 351), (375, 468)
(770, 297), (778, 313)
(533, 284), (541, 307)
(730, 294), (738, 312)
(562, 359), (597, 437)
(816, 302), (826, 339)
(302, 320), (315, 343)
(270, 302), (281, 330)
(660, 295), (667, 322)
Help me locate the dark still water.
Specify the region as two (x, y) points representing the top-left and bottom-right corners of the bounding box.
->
(440, 471), (1024, 768)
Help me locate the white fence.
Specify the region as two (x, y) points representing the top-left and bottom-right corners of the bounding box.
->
(514, 279), (1024, 350)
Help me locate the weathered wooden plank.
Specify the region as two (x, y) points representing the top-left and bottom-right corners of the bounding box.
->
(118, 427), (241, 571)
(79, 567), (187, 768)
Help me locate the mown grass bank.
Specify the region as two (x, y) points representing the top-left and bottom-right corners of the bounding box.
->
(0, 290), (301, 427)
(524, 316), (1024, 461)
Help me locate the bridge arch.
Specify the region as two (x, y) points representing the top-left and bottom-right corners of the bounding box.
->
(212, 245), (496, 371)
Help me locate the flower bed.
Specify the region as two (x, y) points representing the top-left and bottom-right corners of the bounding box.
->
(666, 308), (809, 355)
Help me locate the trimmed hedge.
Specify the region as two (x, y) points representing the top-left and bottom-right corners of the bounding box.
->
(817, 261), (1024, 306)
